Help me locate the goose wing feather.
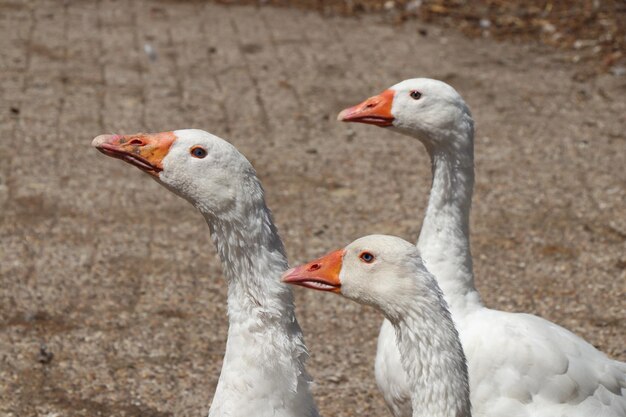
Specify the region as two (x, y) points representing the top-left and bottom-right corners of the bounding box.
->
(461, 308), (626, 417)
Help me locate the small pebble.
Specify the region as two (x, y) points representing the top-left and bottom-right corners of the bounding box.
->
(405, 0), (422, 13)
(144, 43), (157, 61)
(38, 343), (54, 365)
(610, 66), (626, 77)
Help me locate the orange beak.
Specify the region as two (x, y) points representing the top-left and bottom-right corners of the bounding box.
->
(337, 89), (395, 127)
(92, 131), (176, 177)
(281, 249), (345, 293)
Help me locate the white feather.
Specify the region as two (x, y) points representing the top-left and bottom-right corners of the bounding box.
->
(300, 235), (472, 417)
(350, 80), (626, 417)
(159, 130), (319, 417)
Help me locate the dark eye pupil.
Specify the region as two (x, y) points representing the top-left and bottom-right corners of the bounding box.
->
(192, 147), (206, 158)
(361, 252), (374, 262)
(410, 90), (422, 100)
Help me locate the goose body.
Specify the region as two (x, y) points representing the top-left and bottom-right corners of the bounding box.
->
(339, 79), (626, 417)
(93, 130), (319, 417)
(282, 235), (472, 417)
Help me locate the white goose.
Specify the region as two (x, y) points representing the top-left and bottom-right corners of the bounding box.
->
(93, 129), (319, 417)
(282, 234), (472, 417)
(338, 79), (626, 417)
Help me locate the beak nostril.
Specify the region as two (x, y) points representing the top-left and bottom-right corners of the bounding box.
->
(308, 263), (321, 272)
(129, 139), (144, 146)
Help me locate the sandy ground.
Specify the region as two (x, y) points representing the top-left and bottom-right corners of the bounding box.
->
(254, 0), (626, 77)
(0, 1), (624, 416)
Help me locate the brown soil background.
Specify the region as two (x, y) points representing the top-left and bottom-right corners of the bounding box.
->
(0, 1), (624, 416)
(225, 0), (626, 76)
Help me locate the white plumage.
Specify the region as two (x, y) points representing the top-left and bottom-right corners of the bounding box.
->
(282, 235), (472, 417)
(339, 79), (626, 417)
(93, 129), (319, 417)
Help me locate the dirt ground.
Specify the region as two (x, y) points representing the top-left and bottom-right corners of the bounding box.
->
(229, 0), (626, 77)
(0, 1), (624, 417)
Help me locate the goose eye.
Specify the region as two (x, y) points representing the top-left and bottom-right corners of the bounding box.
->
(359, 251), (375, 263)
(409, 90), (422, 100)
(191, 146), (207, 159)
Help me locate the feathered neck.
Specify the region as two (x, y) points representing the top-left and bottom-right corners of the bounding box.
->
(415, 120), (482, 314)
(387, 272), (471, 417)
(200, 179), (318, 417)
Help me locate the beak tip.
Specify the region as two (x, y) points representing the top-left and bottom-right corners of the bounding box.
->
(92, 134), (119, 148)
(336, 109), (348, 122)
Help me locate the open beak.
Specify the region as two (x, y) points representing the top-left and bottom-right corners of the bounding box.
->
(281, 249), (344, 293)
(92, 131), (176, 177)
(337, 89), (395, 127)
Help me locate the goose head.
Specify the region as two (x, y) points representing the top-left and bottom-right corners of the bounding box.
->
(282, 235), (433, 320)
(338, 78), (473, 152)
(92, 129), (258, 216)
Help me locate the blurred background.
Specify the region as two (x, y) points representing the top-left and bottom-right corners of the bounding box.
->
(0, 1), (624, 416)
(235, 0), (626, 77)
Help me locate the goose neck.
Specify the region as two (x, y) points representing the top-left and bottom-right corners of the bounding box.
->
(200, 194), (318, 417)
(417, 132), (481, 313)
(206, 201), (291, 312)
(390, 285), (471, 417)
